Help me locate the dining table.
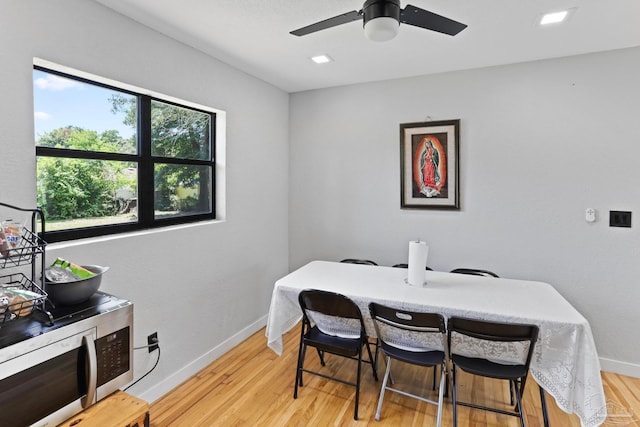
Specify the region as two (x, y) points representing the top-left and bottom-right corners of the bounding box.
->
(265, 260), (607, 427)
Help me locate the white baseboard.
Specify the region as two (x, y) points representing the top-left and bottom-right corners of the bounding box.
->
(138, 314), (268, 403)
(600, 357), (640, 378)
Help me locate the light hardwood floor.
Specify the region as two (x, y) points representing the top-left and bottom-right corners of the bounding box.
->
(150, 326), (639, 426)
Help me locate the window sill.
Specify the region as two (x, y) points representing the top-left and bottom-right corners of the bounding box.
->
(46, 219), (225, 250)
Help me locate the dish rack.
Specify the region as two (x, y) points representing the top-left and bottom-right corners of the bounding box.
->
(0, 202), (51, 325)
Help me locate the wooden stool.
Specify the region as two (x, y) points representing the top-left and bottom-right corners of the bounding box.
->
(57, 391), (149, 427)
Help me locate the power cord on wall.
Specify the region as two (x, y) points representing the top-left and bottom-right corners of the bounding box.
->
(133, 341), (159, 351)
(124, 339), (161, 391)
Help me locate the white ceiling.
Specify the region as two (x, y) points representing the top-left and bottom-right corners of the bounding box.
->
(94, 0), (640, 93)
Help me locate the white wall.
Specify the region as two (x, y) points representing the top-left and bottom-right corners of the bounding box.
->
(0, 0), (289, 400)
(289, 47), (640, 374)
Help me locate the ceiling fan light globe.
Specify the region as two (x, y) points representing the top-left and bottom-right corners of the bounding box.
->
(364, 16), (399, 41)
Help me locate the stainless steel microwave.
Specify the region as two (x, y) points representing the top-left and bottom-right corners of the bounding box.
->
(0, 293), (133, 427)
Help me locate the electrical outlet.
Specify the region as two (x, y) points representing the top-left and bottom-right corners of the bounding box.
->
(147, 332), (159, 353)
(609, 210), (632, 228)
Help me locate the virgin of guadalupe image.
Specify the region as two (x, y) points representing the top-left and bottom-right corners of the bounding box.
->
(413, 136), (447, 197)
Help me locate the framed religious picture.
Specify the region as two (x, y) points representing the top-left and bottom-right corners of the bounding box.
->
(400, 119), (460, 209)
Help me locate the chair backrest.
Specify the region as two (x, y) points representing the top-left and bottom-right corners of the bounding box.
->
(341, 259), (378, 266)
(299, 289), (363, 321)
(392, 263), (433, 271)
(450, 268), (498, 278)
(448, 316), (538, 367)
(369, 302), (446, 352)
(299, 289), (366, 339)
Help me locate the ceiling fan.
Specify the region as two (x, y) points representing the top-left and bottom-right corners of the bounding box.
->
(290, 0), (467, 42)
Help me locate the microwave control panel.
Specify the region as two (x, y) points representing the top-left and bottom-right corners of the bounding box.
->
(96, 326), (130, 386)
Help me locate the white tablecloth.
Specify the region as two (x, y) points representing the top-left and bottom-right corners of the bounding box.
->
(266, 261), (607, 427)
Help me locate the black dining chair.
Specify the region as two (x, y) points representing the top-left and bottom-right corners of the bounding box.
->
(340, 258), (378, 266)
(369, 303), (448, 426)
(450, 268), (499, 277)
(449, 267), (518, 401)
(293, 289), (378, 420)
(451, 266), (549, 426)
(392, 263), (433, 270)
(447, 316), (540, 427)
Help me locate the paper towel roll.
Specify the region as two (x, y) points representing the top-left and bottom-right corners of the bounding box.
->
(408, 240), (428, 286)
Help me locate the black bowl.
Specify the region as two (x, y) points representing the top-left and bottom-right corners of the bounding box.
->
(45, 265), (109, 305)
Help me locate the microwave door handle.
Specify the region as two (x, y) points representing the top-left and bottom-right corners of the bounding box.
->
(81, 334), (98, 408)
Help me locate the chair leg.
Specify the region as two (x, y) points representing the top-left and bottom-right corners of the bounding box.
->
(354, 349), (363, 420)
(373, 338), (379, 371)
(452, 365), (458, 427)
(444, 360), (450, 397)
(299, 345), (308, 387)
(539, 385), (551, 427)
(294, 342), (306, 398)
(375, 356), (392, 421)
(435, 362), (446, 427)
(513, 379), (525, 427)
(316, 348), (325, 366)
(432, 365), (437, 390)
(364, 340), (378, 381)
(380, 354), (395, 385)
(510, 380), (515, 405)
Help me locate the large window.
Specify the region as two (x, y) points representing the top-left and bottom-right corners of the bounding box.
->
(34, 66), (215, 242)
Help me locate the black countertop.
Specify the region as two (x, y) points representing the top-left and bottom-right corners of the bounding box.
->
(0, 292), (128, 349)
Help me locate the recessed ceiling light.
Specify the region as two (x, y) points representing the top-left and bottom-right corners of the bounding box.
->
(540, 10), (569, 25)
(311, 54), (332, 64)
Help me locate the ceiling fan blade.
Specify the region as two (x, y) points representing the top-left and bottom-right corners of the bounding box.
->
(400, 4), (467, 36)
(290, 10), (362, 36)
